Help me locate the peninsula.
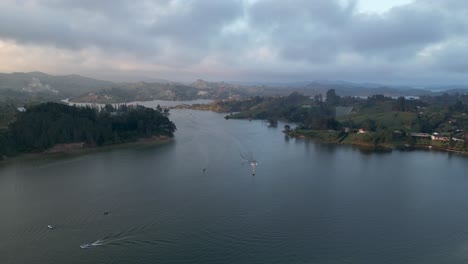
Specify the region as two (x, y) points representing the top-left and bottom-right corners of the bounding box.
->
(0, 102), (176, 160)
(183, 90), (468, 154)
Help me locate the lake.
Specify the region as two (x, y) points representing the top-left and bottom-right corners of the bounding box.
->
(0, 109), (467, 264)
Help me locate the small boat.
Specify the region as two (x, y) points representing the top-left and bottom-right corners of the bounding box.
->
(47, 225), (54, 230)
(80, 240), (104, 249)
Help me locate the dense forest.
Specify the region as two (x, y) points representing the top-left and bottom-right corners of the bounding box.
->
(0, 102), (176, 158)
(191, 90), (343, 130)
(226, 91), (339, 130)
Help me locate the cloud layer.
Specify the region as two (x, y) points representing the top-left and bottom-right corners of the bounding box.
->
(0, 0), (468, 84)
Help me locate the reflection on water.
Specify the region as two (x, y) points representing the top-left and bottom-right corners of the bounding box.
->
(355, 145), (393, 155)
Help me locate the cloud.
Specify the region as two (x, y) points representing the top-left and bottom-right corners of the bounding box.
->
(347, 2), (468, 57)
(0, 0), (155, 54)
(0, 0), (467, 84)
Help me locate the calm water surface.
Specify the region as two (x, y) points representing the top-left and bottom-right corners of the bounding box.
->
(0, 110), (467, 264)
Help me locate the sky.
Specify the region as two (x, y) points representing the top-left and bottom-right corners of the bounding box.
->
(0, 0), (467, 85)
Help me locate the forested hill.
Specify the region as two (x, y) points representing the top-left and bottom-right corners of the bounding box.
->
(0, 102), (176, 158)
(208, 90), (467, 152)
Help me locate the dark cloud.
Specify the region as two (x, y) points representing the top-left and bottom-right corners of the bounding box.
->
(42, 0), (142, 18)
(0, 0), (467, 83)
(151, 0), (243, 41)
(429, 41), (468, 73)
(247, 0), (468, 63)
(346, 2), (467, 58)
(247, 0), (355, 62)
(249, 0), (356, 28)
(0, 1), (155, 53)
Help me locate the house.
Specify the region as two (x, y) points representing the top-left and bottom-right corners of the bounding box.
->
(358, 128), (367, 134)
(431, 132), (450, 142)
(17, 106), (26, 112)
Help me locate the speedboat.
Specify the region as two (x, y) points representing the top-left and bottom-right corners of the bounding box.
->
(80, 243), (92, 249)
(80, 240), (104, 249)
(47, 225), (54, 229)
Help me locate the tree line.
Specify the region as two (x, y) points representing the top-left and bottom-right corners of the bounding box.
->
(222, 89), (468, 135)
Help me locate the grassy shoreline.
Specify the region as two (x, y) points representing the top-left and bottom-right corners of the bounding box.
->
(0, 136), (173, 164)
(286, 130), (468, 156)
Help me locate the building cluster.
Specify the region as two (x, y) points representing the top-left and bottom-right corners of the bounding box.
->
(409, 132), (465, 143)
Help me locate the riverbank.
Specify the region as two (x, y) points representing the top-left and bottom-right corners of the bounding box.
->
(286, 130), (468, 156)
(0, 136), (173, 164)
(47, 135), (172, 154)
(170, 103), (225, 112)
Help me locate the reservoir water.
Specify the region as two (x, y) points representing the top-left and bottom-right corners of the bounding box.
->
(0, 110), (467, 264)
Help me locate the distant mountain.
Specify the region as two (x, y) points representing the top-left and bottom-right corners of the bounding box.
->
(191, 79), (232, 89)
(424, 85), (468, 92)
(1, 71), (467, 105)
(302, 81), (432, 97)
(0, 71), (113, 98)
(70, 82), (206, 103)
(70, 79), (288, 103)
(228, 80), (468, 96)
(133, 77), (170, 84)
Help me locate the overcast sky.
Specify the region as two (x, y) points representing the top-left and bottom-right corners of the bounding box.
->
(0, 0), (467, 85)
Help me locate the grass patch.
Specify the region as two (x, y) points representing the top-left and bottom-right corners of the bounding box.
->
(294, 130), (341, 142)
(339, 111), (417, 130)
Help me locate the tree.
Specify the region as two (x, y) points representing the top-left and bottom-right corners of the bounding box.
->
(362, 118), (377, 132)
(314, 94), (323, 104)
(104, 104), (115, 112)
(267, 118), (278, 127)
(449, 101), (465, 113)
(156, 104), (163, 112)
(326, 89), (340, 106)
(394, 96), (407, 111)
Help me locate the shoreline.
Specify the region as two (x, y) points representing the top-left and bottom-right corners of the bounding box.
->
(286, 131), (468, 156)
(0, 136), (173, 165)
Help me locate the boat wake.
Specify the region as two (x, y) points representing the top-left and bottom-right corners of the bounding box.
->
(80, 239), (104, 249)
(79, 220), (159, 249)
(80, 236), (130, 249)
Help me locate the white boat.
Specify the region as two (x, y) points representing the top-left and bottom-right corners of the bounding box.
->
(80, 240), (104, 249)
(47, 225), (54, 229)
(80, 243), (92, 249)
